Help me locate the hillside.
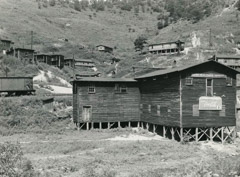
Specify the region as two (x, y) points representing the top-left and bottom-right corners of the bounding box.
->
(0, 0), (240, 77)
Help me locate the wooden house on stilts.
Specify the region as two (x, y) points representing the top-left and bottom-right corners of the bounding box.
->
(72, 77), (140, 130)
(72, 60), (239, 143)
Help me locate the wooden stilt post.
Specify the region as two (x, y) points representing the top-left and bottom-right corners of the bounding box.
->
(221, 127), (224, 144)
(171, 127), (174, 140)
(108, 122), (110, 129)
(77, 123), (80, 131)
(86, 122), (89, 130)
(153, 124), (156, 133)
(233, 127), (236, 141)
(195, 128), (198, 142)
(137, 122), (140, 128)
(210, 127), (213, 141)
(91, 122), (94, 130)
(163, 126), (166, 138)
(99, 122), (102, 130)
(146, 123), (149, 130)
(141, 122), (144, 129)
(180, 128), (183, 142)
(128, 122), (131, 128)
(118, 121), (121, 128)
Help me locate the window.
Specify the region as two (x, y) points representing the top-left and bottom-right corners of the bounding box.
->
(185, 76), (193, 85)
(88, 84), (95, 93)
(148, 105), (151, 113)
(206, 79), (213, 96)
(219, 105), (226, 117)
(157, 105), (160, 116)
(115, 84), (127, 93)
(226, 77), (232, 86)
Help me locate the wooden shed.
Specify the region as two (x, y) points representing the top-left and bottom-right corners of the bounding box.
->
(136, 60), (239, 143)
(0, 39), (14, 54)
(96, 45), (113, 53)
(72, 77), (140, 129)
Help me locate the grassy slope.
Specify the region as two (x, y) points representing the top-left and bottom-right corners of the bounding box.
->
(0, 0), (240, 77)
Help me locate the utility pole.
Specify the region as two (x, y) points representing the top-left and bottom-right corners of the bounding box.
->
(31, 31), (33, 49)
(73, 54), (75, 80)
(209, 28), (212, 47)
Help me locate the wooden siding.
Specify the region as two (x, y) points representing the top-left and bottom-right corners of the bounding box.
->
(139, 74), (181, 126)
(181, 71), (236, 128)
(73, 82), (140, 123)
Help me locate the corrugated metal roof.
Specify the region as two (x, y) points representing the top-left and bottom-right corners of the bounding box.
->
(135, 60), (240, 79)
(75, 59), (94, 63)
(15, 48), (34, 51)
(96, 45), (113, 49)
(148, 40), (185, 47)
(74, 77), (136, 82)
(216, 55), (240, 59)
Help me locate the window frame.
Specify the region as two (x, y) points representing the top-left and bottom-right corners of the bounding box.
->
(88, 84), (95, 94)
(206, 78), (213, 96)
(185, 76), (193, 86)
(114, 83), (127, 93)
(226, 76), (232, 86)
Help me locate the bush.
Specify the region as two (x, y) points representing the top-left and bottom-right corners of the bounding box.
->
(49, 0), (56, 6)
(0, 142), (37, 177)
(73, 0), (81, 11)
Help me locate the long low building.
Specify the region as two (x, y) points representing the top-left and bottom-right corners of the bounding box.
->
(211, 55), (240, 70)
(148, 40), (185, 55)
(34, 53), (64, 69)
(72, 60), (239, 143)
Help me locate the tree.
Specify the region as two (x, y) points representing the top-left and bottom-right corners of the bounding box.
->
(237, 0), (240, 11)
(0, 63), (10, 77)
(134, 36), (147, 53)
(74, 0), (81, 11)
(49, 0), (56, 6)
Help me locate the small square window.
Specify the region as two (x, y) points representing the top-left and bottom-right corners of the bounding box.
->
(185, 77), (193, 85)
(115, 84), (127, 93)
(157, 105), (160, 116)
(88, 84), (95, 93)
(148, 105), (151, 112)
(226, 77), (232, 86)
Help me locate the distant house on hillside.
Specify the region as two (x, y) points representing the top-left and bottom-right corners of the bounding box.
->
(7, 48), (35, 63)
(96, 45), (113, 53)
(148, 40), (185, 55)
(49, 54), (64, 69)
(64, 58), (74, 67)
(0, 39), (14, 55)
(34, 53), (64, 69)
(211, 55), (240, 70)
(34, 54), (51, 65)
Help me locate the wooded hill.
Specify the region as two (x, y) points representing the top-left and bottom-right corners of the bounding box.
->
(0, 0), (240, 77)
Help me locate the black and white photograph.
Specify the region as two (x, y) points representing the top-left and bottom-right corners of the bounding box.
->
(1, 0), (240, 176)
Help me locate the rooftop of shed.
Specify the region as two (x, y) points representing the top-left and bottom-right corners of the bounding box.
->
(215, 55), (240, 59)
(14, 48), (35, 51)
(148, 40), (185, 47)
(74, 77), (136, 82)
(96, 45), (113, 49)
(135, 60), (240, 79)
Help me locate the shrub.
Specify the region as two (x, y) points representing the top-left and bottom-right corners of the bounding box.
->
(49, 0), (56, 6)
(73, 0), (81, 11)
